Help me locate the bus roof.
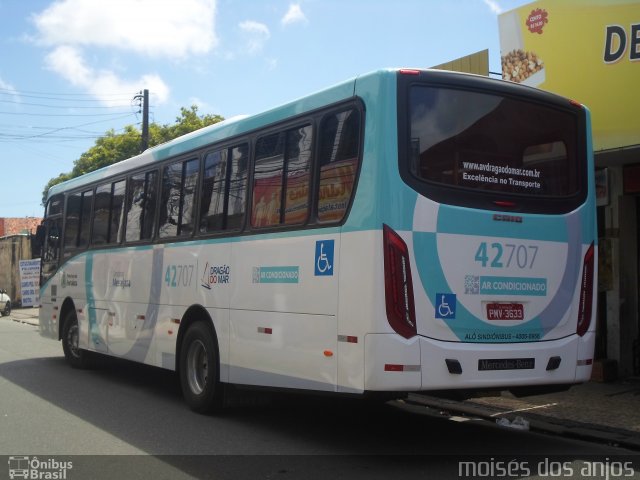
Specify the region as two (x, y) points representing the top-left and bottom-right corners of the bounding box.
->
(45, 70), (367, 200)
(45, 67), (546, 201)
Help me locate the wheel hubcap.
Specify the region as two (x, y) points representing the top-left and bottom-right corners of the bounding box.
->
(67, 323), (80, 358)
(186, 339), (208, 395)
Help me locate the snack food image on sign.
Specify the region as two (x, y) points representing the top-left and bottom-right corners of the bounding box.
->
(501, 49), (544, 83)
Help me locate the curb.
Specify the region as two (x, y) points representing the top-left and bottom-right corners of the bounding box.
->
(403, 393), (640, 451)
(10, 317), (39, 327)
(8, 309), (39, 327)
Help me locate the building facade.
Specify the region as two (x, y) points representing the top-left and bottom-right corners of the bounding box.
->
(0, 217), (42, 237)
(499, 0), (640, 377)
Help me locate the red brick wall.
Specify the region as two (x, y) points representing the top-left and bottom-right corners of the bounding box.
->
(0, 217), (42, 237)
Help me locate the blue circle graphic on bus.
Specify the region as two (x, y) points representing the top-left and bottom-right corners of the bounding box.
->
(411, 196), (584, 342)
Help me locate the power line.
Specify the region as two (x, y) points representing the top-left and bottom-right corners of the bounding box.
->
(0, 91), (133, 103)
(0, 86), (134, 98)
(0, 124), (128, 135)
(0, 98), (133, 109)
(0, 88), (151, 148)
(0, 113), (139, 142)
(0, 110), (135, 117)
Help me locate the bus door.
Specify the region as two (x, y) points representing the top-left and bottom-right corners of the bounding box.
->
(39, 213), (63, 339)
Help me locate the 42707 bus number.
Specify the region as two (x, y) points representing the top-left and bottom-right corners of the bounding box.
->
(165, 264), (195, 288)
(474, 242), (538, 269)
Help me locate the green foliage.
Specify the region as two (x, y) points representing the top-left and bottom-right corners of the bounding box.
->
(42, 105), (224, 204)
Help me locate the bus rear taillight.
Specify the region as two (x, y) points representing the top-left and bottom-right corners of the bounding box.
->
(576, 243), (595, 337)
(383, 225), (417, 339)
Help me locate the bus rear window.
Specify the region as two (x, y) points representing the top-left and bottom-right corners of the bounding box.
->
(408, 86), (579, 197)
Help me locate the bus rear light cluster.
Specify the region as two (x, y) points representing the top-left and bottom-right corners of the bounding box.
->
(576, 243), (595, 337)
(383, 225), (417, 339)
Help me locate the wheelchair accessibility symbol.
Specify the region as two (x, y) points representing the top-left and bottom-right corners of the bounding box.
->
(435, 293), (456, 319)
(314, 240), (334, 276)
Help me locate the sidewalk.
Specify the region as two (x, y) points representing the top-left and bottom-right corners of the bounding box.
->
(7, 307), (640, 449)
(9, 306), (40, 327)
(408, 378), (640, 450)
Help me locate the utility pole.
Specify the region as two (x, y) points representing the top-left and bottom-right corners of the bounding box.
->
(134, 89), (149, 153)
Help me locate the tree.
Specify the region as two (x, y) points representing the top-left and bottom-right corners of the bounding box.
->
(42, 105), (223, 204)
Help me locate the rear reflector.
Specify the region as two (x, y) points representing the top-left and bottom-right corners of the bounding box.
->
(338, 335), (358, 343)
(384, 364), (420, 372)
(383, 225), (417, 339)
(576, 243), (595, 337)
(493, 200), (517, 208)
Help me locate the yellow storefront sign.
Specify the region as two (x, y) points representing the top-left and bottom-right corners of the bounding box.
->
(499, 0), (640, 151)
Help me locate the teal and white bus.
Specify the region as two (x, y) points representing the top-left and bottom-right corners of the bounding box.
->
(38, 69), (597, 412)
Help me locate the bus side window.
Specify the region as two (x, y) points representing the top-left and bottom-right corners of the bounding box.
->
(92, 183), (112, 245)
(159, 161), (183, 238)
(42, 213), (63, 282)
(126, 170), (158, 242)
(110, 180), (126, 243)
(251, 125), (312, 228)
(141, 171), (158, 240)
(47, 194), (64, 217)
(200, 149), (228, 233)
(252, 132), (285, 228)
(159, 158), (200, 238)
(64, 191), (81, 249)
(78, 189), (93, 247)
(283, 125), (312, 225)
(92, 180), (126, 245)
(64, 189), (93, 250)
(180, 159), (199, 236)
(317, 109), (361, 223)
(226, 144), (248, 231)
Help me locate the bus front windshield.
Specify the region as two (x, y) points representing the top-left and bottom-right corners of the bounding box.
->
(408, 86), (581, 198)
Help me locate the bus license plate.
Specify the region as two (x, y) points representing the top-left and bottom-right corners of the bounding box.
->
(486, 303), (524, 321)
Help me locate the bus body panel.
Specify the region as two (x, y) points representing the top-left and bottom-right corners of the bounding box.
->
(362, 331), (596, 391)
(408, 204), (593, 344)
(336, 230), (383, 394)
(362, 333), (582, 391)
(228, 232), (341, 390)
(228, 310), (337, 391)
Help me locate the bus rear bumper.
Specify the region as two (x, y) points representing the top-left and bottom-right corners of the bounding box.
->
(364, 332), (595, 392)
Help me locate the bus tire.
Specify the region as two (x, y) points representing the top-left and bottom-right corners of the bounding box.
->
(180, 321), (224, 413)
(2, 301), (10, 316)
(61, 310), (90, 369)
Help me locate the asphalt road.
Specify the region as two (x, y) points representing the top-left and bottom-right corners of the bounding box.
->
(1, 317), (638, 480)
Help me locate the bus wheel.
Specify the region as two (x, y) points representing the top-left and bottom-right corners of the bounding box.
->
(180, 322), (224, 413)
(61, 310), (89, 369)
(3, 301), (10, 316)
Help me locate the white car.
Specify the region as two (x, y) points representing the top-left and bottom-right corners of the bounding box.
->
(0, 289), (11, 316)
